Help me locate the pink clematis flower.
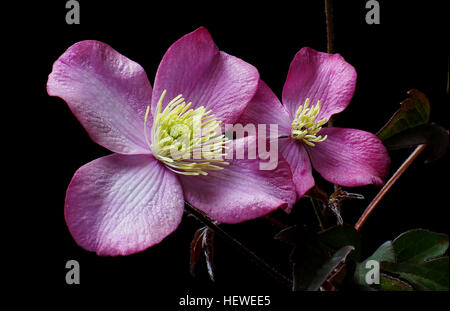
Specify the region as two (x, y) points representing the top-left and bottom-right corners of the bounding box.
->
(239, 47), (390, 205)
(47, 27), (296, 256)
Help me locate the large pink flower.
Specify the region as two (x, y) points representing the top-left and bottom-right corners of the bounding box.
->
(239, 47), (390, 204)
(47, 27), (296, 256)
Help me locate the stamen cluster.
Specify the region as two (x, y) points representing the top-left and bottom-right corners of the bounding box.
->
(291, 98), (328, 146)
(145, 90), (229, 175)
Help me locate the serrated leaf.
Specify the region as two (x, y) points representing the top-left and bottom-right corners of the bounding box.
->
(392, 229), (449, 263)
(383, 257), (449, 291)
(379, 273), (414, 291)
(383, 123), (449, 162)
(377, 89), (430, 141)
(367, 241), (397, 263)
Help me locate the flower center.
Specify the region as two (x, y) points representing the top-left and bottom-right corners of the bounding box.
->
(144, 90), (229, 176)
(291, 98), (328, 147)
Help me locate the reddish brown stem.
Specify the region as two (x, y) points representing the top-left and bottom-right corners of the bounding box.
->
(355, 144), (427, 231)
(325, 0), (335, 130)
(325, 0), (334, 54)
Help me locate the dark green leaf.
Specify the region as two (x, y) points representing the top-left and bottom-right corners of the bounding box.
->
(377, 89), (430, 141)
(307, 246), (354, 291)
(392, 229), (449, 263)
(274, 225), (315, 246)
(274, 225), (300, 246)
(383, 123), (449, 162)
(319, 224), (362, 261)
(355, 241), (396, 286)
(379, 273), (414, 291)
(383, 257), (449, 291)
(294, 245), (354, 291)
(290, 231), (329, 290)
(276, 226), (335, 291)
(276, 226), (359, 291)
(367, 241), (397, 263)
(354, 230), (449, 291)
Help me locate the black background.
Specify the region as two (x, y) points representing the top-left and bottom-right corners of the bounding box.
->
(10, 0), (449, 305)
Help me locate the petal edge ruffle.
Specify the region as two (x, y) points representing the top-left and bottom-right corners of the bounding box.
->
(152, 27), (259, 125)
(48, 40), (152, 154)
(282, 47), (357, 122)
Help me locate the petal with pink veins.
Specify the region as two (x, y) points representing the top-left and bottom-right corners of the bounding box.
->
(282, 47), (357, 122)
(65, 154), (184, 256)
(178, 137), (297, 223)
(47, 40), (152, 154)
(279, 138), (315, 203)
(152, 27), (259, 125)
(307, 127), (390, 187)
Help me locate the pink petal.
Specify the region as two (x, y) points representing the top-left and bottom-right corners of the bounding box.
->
(47, 40), (152, 154)
(238, 80), (292, 137)
(307, 127), (390, 187)
(65, 154), (184, 256)
(279, 138), (315, 202)
(152, 27), (259, 125)
(178, 137), (296, 223)
(282, 47), (357, 121)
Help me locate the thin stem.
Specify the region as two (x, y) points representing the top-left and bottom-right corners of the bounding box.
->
(310, 198), (325, 231)
(325, 0), (335, 129)
(355, 144), (427, 231)
(184, 202), (293, 288)
(325, 0), (334, 54)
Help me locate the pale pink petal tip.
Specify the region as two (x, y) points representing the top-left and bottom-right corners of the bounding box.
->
(308, 127), (390, 187)
(282, 47), (357, 122)
(152, 27), (259, 125)
(65, 154), (184, 256)
(47, 40), (153, 155)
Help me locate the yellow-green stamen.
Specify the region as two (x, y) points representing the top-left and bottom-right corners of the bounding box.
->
(145, 90), (229, 176)
(291, 98), (328, 147)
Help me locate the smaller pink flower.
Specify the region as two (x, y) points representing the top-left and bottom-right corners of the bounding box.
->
(47, 27), (296, 256)
(239, 47), (390, 206)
